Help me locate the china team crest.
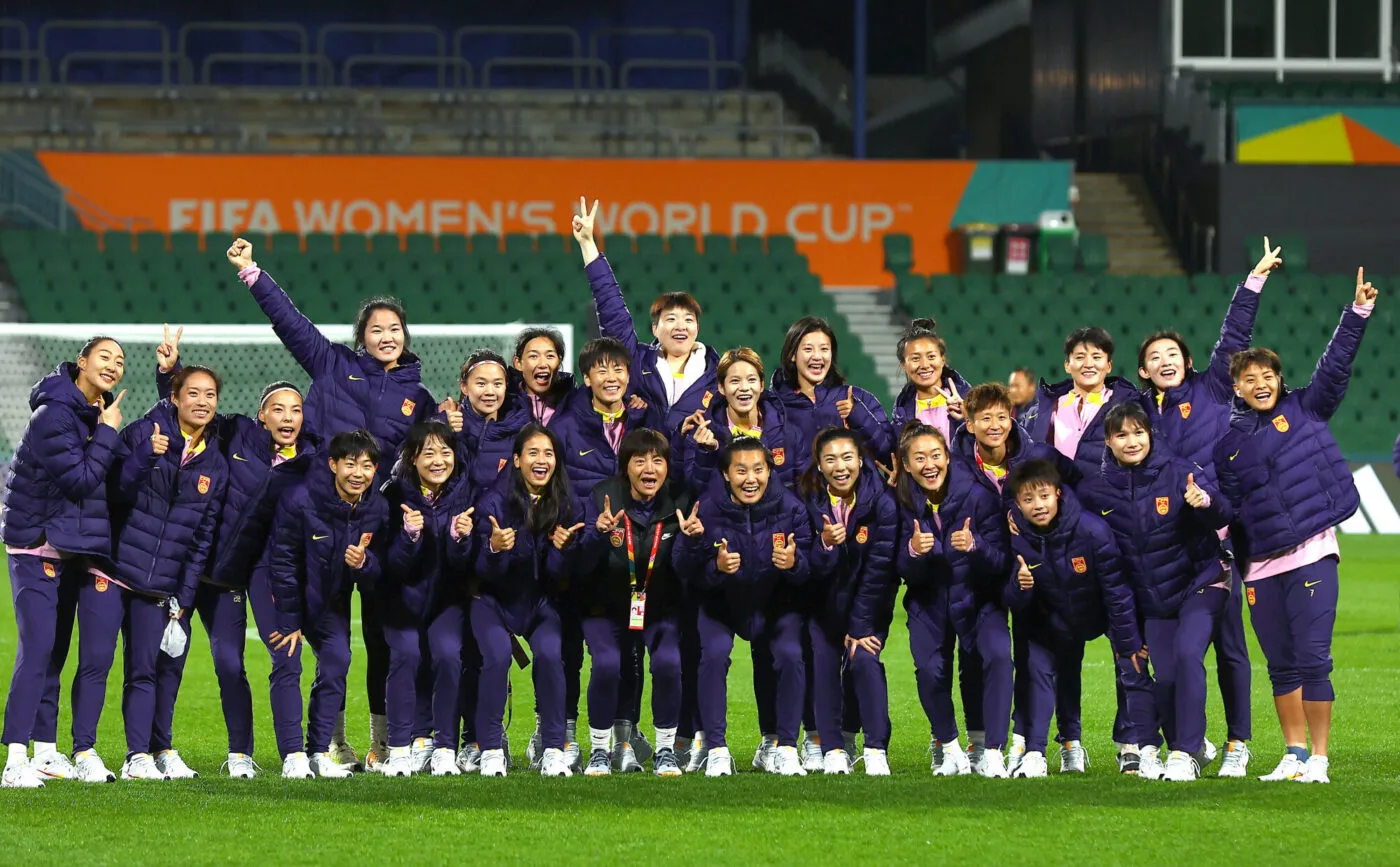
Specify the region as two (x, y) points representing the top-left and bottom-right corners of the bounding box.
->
(95, 577), (109, 593)
(1272, 414), (1289, 433)
(772, 448), (785, 466)
(1246, 586), (1257, 606)
(198, 475), (211, 495)
(610, 528), (625, 548)
(43, 562), (56, 578)
(702, 391), (713, 408)
(772, 533), (786, 547)
(1179, 402), (1192, 419)
(401, 399), (416, 417)
(497, 458), (507, 472)
(1071, 557), (1087, 573)
(855, 526), (869, 544)
(1156, 496), (1170, 515)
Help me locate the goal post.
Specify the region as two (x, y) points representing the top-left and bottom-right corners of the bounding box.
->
(0, 322), (576, 463)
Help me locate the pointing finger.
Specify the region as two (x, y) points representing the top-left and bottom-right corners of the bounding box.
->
(570, 523), (585, 533)
(1264, 235), (1271, 256)
(603, 495), (611, 516)
(110, 389), (126, 407)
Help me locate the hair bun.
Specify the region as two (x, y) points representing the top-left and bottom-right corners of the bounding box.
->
(909, 318), (938, 332)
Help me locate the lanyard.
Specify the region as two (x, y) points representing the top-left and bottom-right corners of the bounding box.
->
(623, 515), (664, 594)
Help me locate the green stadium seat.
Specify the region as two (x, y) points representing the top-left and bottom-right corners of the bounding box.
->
(1079, 234), (1110, 274)
(369, 233), (400, 254)
(702, 233), (732, 257)
(766, 234), (798, 260)
(470, 233), (502, 255)
(134, 231), (166, 253)
(270, 232), (301, 254)
(170, 232), (201, 256)
(734, 235), (764, 258)
(504, 233), (535, 257)
(1044, 234), (1077, 274)
(636, 235), (666, 259)
(667, 234), (699, 258)
(304, 233), (336, 257)
(406, 233), (437, 256)
(883, 233), (913, 274)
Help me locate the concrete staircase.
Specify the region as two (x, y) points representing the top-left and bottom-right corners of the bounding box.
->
(1073, 173), (1183, 275)
(828, 289), (904, 403)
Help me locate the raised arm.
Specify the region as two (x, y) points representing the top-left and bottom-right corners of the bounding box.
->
(1204, 265), (1267, 402)
(573, 196), (642, 357)
(226, 237), (339, 379)
(1298, 268), (1376, 421)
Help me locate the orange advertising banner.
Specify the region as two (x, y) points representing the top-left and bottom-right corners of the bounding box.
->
(35, 153), (978, 286)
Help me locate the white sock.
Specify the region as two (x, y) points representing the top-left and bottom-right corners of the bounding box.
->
(655, 727), (677, 751)
(590, 728), (611, 752)
(968, 730), (986, 749)
(370, 713), (387, 748)
(331, 710), (346, 746)
(6, 743), (26, 765)
(389, 745), (410, 759)
(32, 741), (56, 759)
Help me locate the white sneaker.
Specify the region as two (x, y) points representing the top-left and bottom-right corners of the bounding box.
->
(933, 741), (972, 776)
(2, 761), (45, 788)
(585, 748), (613, 776)
(1006, 734), (1027, 776)
(861, 749), (890, 776)
(121, 753), (168, 780)
(563, 740), (581, 774)
(328, 740), (362, 772)
(771, 745), (807, 776)
(1218, 741), (1251, 778)
(72, 750), (116, 783)
(800, 734), (824, 772)
(752, 736), (775, 772)
(382, 752), (415, 778)
(704, 746), (734, 777)
(526, 727), (544, 770)
(1013, 750), (1049, 778)
(1059, 740), (1088, 774)
(457, 743), (482, 774)
(1164, 750), (1200, 782)
(364, 748), (388, 774)
(410, 737), (434, 773)
(480, 748), (507, 777)
(1260, 753), (1307, 782)
(685, 733), (710, 774)
(1138, 745), (1166, 781)
(973, 748), (1009, 779)
(30, 752), (76, 780)
(618, 743), (644, 773)
(430, 747), (461, 777)
(1296, 755), (1330, 783)
(223, 753), (259, 779)
(281, 752), (314, 779)
(822, 749), (852, 775)
(155, 749), (199, 779)
(540, 747), (572, 777)
(311, 752), (352, 779)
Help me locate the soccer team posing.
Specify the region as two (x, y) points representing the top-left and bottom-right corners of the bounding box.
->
(0, 200), (1376, 787)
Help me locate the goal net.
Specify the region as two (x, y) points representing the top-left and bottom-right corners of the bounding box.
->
(0, 322), (577, 464)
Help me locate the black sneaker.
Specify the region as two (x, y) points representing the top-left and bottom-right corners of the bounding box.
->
(584, 748), (612, 777)
(1117, 751), (1141, 775)
(653, 747), (683, 777)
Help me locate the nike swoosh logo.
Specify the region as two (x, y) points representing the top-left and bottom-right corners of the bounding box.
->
(713, 541), (724, 548)
(312, 534), (328, 541)
(1028, 563), (1041, 570)
(579, 450), (595, 457)
(348, 375), (364, 381)
(1100, 509), (1113, 516)
(1229, 450), (1240, 461)
(641, 371), (652, 376)
(1304, 580), (1321, 588)
(662, 533), (674, 540)
(232, 453), (248, 462)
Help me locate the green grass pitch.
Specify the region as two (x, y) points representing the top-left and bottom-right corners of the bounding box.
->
(0, 537), (1397, 864)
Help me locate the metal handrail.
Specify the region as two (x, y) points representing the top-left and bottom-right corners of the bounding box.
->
(58, 51), (180, 85)
(588, 27), (716, 89)
(0, 50), (49, 84)
(619, 58), (745, 91)
(177, 21), (310, 85)
(318, 23), (448, 88)
(38, 19), (171, 57)
(200, 52), (333, 88)
(480, 57), (610, 90)
(0, 18), (28, 51)
(341, 55), (471, 90)
(454, 26), (582, 88)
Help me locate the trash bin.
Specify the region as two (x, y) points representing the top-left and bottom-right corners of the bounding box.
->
(957, 222), (1000, 275)
(999, 223), (1040, 275)
(1036, 210), (1077, 273)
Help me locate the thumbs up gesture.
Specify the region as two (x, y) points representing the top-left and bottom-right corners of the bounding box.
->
(676, 502), (704, 537)
(488, 516), (515, 553)
(453, 507), (475, 537)
(150, 422), (169, 456)
(1016, 555), (1035, 590)
(836, 385), (855, 421)
(950, 517), (976, 552)
(552, 522), (586, 550)
(227, 237), (254, 270)
(438, 397), (464, 433)
(400, 503), (424, 534)
(772, 532), (797, 570)
(1183, 472), (1207, 509)
(344, 540), (367, 569)
(596, 495), (626, 533)
(716, 539), (742, 574)
(910, 519), (937, 556)
(821, 514), (846, 547)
